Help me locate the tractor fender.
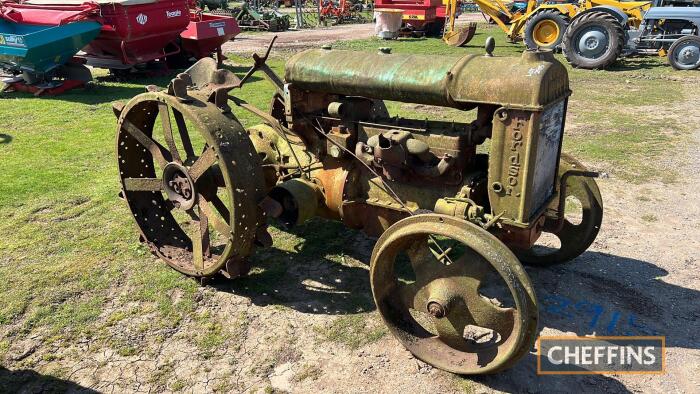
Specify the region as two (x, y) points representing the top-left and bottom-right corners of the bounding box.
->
(571, 6), (628, 26)
(643, 7), (700, 33)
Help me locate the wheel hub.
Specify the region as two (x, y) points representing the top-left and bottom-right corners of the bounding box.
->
(163, 162), (197, 210)
(534, 20), (559, 46)
(578, 29), (608, 58)
(677, 44), (700, 66)
(427, 299), (449, 318)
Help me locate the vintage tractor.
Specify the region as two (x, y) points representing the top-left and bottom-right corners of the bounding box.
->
(112, 41), (603, 373)
(471, 0), (653, 51)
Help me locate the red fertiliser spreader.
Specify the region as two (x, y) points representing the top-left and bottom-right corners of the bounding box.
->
(0, 0), (239, 94)
(179, 11), (240, 66)
(374, 0), (448, 36)
(24, 0), (190, 71)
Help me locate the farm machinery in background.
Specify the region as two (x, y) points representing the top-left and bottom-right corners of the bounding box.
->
(374, 0), (477, 44)
(468, 0), (653, 50)
(561, 0), (700, 69)
(465, 0), (700, 69)
(199, 0), (291, 31)
(112, 39), (604, 374)
(374, 0), (454, 36)
(0, 0), (241, 95)
(319, 0), (366, 25)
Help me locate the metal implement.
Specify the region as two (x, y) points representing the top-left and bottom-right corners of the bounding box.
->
(562, 1), (700, 69)
(0, 2), (101, 94)
(114, 41), (603, 374)
(208, 1), (290, 32)
(443, 0), (477, 47)
(468, 0), (652, 51)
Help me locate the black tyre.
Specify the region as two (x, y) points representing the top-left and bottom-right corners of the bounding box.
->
(668, 35), (700, 70)
(562, 11), (624, 69)
(523, 10), (569, 50)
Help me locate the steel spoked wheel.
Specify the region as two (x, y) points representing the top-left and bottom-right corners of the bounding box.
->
(668, 35), (700, 70)
(517, 153), (603, 266)
(370, 214), (538, 374)
(116, 92), (265, 278)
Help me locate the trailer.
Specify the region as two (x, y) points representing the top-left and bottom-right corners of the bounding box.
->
(0, 1), (102, 94)
(0, 0), (240, 94)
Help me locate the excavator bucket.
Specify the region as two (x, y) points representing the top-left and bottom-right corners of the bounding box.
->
(445, 21), (477, 47)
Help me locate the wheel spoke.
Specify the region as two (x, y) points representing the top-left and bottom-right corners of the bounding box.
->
(447, 276), (516, 341)
(452, 250), (490, 282)
(398, 282), (430, 312)
(123, 177), (163, 192)
(554, 219), (579, 250)
(406, 237), (439, 280)
(198, 194), (230, 236)
(466, 296), (516, 341)
(122, 119), (172, 168)
(189, 146), (218, 182)
(431, 295), (515, 348)
(199, 205), (211, 260)
(209, 194), (231, 223)
(187, 208), (211, 270)
(432, 309), (474, 346)
(172, 109), (196, 161)
(159, 103), (182, 163)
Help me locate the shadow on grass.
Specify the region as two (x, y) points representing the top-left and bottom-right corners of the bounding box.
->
(0, 64), (263, 106)
(0, 366), (98, 393)
(210, 218), (376, 315)
(606, 56), (669, 71)
(0, 133), (11, 144)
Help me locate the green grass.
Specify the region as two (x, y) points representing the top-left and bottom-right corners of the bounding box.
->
(293, 363), (322, 382)
(315, 314), (387, 349)
(641, 213), (658, 222)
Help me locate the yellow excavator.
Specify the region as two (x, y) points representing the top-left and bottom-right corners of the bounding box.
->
(443, 0), (478, 46)
(469, 0), (652, 50)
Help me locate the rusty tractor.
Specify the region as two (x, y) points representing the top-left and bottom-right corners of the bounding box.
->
(113, 40), (603, 374)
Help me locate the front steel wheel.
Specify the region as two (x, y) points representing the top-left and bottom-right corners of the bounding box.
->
(370, 214), (538, 374)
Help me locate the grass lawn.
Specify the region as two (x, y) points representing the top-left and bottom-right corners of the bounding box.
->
(0, 26), (693, 380)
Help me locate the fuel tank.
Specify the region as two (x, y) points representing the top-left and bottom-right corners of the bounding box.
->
(284, 48), (570, 110)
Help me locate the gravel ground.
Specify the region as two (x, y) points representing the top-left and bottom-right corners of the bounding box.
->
(223, 14), (488, 54)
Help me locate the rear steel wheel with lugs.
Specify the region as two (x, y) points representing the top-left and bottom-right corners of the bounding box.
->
(370, 214), (538, 374)
(116, 92), (265, 278)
